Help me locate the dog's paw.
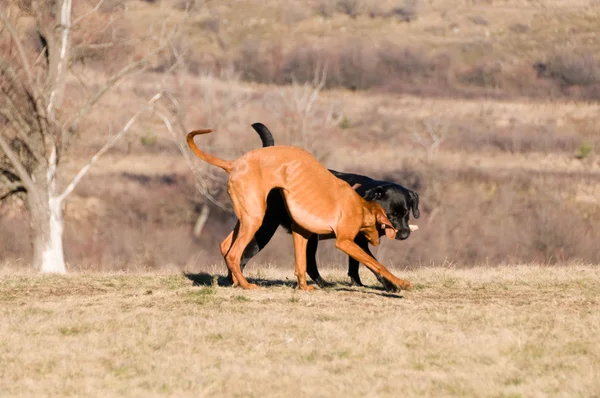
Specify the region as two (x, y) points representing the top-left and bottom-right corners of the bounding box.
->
(314, 277), (335, 288)
(382, 280), (400, 292)
(298, 285), (315, 292)
(349, 277), (364, 287)
(242, 283), (260, 290)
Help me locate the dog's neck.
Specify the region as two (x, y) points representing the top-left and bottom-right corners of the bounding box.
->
(359, 201), (383, 246)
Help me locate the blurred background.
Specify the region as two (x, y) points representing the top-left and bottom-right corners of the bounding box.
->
(1, 0), (599, 271)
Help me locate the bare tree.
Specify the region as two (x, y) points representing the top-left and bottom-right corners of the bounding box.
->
(412, 118), (446, 162)
(161, 51), (247, 237)
(0, 1), (184, 273)
(272, 65), (343, 161)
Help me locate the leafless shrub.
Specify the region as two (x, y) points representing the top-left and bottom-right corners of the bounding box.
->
(191, 66), (251, 131)
(282, 2), (309, 26)
(200, 15), (220, 34)
(235, 39), (282, 84)
(378, 42), (436, 82)
(367, 4), (385, 18)
(268, 66), (343, 161)
(317, 0), (336, 18)
(174, 0), (200, 11)
(458, 61), (503, 88)
(510, 23), (529, 33)
(277, 40), (437, 91)
(412, 119), (446, 162)
(279, 44), (329, 86)
(449, 123), (580, 154)
(99, 0), (126, 13)
(468, 15), (488, 26)
(335, 41), (381, 90)
(388, 0), (419, 22)
(232, 38), (599, 101)
(375, 163), (600, 267)
(543, 48), (600, 86)
(337, 0), (362, 18)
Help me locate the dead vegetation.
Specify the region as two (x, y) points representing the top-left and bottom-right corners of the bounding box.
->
(1, 0), (600, 270)
(1, 265), (599, 397)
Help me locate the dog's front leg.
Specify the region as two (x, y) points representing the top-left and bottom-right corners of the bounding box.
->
(335, 238), (412, 291)
(347, 234), (371, 287)
(291, 223), (315, 291)
(306, 235), (333, 288)
(352, 234), (390, 288)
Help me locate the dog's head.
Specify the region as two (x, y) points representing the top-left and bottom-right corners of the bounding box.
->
(364, 184), (420, 240)
(361, 204), (397, 246)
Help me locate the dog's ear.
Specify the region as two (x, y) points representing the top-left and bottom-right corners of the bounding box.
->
(376, 210), (396, 240)
(408, 190), (420, 219)
(364, 186), (385, 201)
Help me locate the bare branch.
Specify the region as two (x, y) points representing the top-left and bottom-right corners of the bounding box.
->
(0, 133), (36, 193)
(0, 10), (36, 91)
(153, 106), (231, 212)
(0, 16), (49, 140)
(0, 106), (45, 163)
(57, 92), (164, 202)
(72, 0), (106, 26)
(0, 180), (25, 201)
(46, 0), (73, 119)
(0, 167), (20, 182)
(66, 28), (178, 139)
(412, 119), (446, 162)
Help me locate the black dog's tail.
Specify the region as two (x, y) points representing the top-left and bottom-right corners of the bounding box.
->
(251, 122), (275, 147)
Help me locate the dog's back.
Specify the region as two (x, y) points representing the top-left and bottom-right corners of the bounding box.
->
(229, 146), (364, 235)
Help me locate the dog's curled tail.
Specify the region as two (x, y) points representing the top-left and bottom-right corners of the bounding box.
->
(186, 129), (233, 173)
(251, 122), (275, 147)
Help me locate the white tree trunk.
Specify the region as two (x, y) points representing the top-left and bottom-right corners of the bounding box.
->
(30, 146), (67, 274)
(40, 196), (66, 273)
(29, 192), (67, 274)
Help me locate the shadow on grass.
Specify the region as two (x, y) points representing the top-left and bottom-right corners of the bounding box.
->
(183, 272), (404, 298)
(333, 287), (404, 299)
(183, 272), (295, 288)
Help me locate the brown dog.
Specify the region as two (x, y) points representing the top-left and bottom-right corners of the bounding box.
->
(187, 129), (413, 291)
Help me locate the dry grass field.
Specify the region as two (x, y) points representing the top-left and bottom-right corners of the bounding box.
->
(1, 264), (599, 397)
(2, 2), (600, 395)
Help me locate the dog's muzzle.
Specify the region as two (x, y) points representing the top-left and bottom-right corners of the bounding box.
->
(397, 225), (418, 240)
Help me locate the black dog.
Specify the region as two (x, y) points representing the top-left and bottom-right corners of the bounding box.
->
(230, 123), (420, 288)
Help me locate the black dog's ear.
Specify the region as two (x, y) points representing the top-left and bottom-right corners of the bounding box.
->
(408, 190), (420, 219)
(364, 186), (385, 201)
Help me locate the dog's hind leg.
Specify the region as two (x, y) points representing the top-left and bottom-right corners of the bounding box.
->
(291, 223), (314, 291)
(223, 216), (281, 285)
(224, 218), (263, 290)
(223, 187), (268, 290)
(238, 189), (288, 273)
(335, 237), (412, 291)
(220, 228), (237, 285)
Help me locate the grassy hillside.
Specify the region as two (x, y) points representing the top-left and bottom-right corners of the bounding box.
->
(1, 0), (600, 268)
